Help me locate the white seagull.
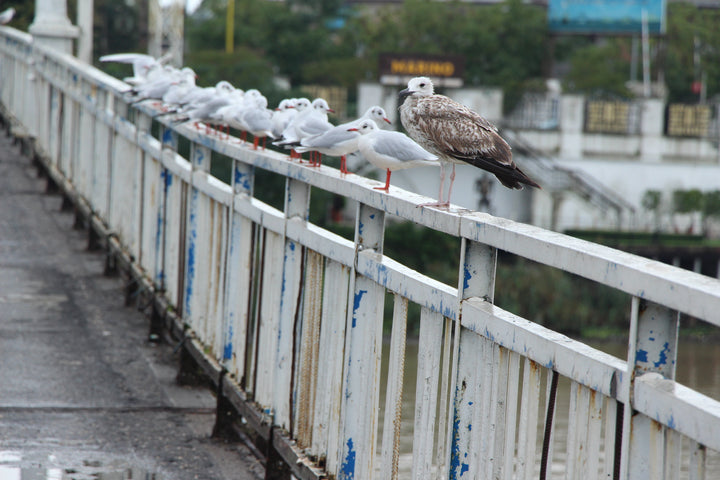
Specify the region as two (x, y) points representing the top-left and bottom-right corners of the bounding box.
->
(349, 119), (438, 192)
(274, 98), (334, 162)
(0, 7), (15, 25)
(296, 105), (392, 174)
(398, 76), (540, 207)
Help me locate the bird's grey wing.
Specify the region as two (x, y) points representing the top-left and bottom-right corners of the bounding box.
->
(304, 127), (356, 148)
(299, 118), (333, 137)
(374, 132), (437, 162)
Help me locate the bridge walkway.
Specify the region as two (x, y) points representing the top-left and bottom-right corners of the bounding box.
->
(0, 128), (264, 479)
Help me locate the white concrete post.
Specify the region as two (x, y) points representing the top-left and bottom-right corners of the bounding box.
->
(29, 0), (79, 54)
(559, 94), (585, 160)
(76, 0), (94, 63)
(639, 98), (665, 162)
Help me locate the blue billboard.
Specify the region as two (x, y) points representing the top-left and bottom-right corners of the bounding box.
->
(548, 0), (666, 35)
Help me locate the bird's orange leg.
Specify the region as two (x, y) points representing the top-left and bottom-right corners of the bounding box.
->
(374, 169), (391, 192)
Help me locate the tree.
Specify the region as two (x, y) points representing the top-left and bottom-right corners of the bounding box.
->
(642, 189), (663, 232)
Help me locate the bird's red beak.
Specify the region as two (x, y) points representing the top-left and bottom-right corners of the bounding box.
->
(347, 127), (358, 132)
(383, 117), (391, 124)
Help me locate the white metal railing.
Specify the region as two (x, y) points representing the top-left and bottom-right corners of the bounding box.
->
(3, 26), (720, 480)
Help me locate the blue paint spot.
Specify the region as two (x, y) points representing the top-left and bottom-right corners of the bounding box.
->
(351, 290), (367, 328)
(289, 242), (295, 251)
(467, 423), (472, 431)
(460, 463), (469, 476)
(235, 169), (252, 191)
(358, 221), (364, 236)
(369, 214), (375, 219)
(668, 415), (676, 429)
(546, 359), (554, 369)
(636, 349), (648, 363)
(649, 337), (655, 341)
(162, 129), (174, 145)
(449, 412), (461, 480)
(340, 438), (356, 480)
(224, 342), (233, 360)
(463, 265), (471, 291)
(654, 342), (671, 368)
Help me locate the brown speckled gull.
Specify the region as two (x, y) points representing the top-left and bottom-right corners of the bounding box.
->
(399, 76), (540, 207)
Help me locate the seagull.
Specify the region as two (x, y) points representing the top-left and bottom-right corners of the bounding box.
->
(274, 98), (334, 162)
(398, 76), (540, 207)
(295, 105), (392, 174)
(99, 52), (171, 86)
(0, 7), (15, 25)
(271, 99), (297, 139)
(349, 119), (438, 192)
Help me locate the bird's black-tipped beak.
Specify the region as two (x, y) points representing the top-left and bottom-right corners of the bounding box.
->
(398, 87), (413, 103)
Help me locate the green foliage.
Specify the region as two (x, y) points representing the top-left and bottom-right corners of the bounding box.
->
(494, 256), (630, 336)
(664, 3), (720, 103)
(673, 189), (704, 214)
(702, 190), (720, 219)
(563, 39), (633, 97)
(183, 48), (275, 91)
(641, 190), (663, 212)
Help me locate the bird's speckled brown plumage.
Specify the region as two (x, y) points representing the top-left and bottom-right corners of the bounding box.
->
(399, 77), (540, 193)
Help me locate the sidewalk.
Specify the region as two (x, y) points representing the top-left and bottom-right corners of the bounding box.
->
(0, 128), (264, 479)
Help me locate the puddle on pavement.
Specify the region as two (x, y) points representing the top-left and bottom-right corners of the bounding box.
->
(0, 451), (160, 480)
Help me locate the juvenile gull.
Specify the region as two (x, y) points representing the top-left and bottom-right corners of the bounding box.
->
(349, 120), (438, 192)
(399, 76), (540, 206)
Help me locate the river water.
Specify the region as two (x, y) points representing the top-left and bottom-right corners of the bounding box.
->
(379, 338), (720, 479)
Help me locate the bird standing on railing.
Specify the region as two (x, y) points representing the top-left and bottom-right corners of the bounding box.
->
(398, 76), (540, 207)
(273, 98), (334, 163)
(295, 106), (392, 174)
(349, 119), (439, 192)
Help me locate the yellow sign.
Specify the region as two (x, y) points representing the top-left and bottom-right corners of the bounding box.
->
(389, 59), (456, 78)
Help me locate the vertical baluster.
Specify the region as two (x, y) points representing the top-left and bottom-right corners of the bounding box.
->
(688, 441), (707, 480)
(295, 249), (324, 448)
(664, 429), (682, 480)
(516, 358), (540, 480)
(585, 389), (604, 478)
(337, 203), (385, 480)
(312, 259), (350, 473)
(603, 396), (618, 478)
(434, 317), (453, 478)
(503, 350), (521, 478)
(491, 346), (510, 480)
(565, 381), (579, 480)
(223, 160), (254, 378)
(273, 177), (310, 429)
(379, 294), (409, 480)
(411, 307), (443, 480)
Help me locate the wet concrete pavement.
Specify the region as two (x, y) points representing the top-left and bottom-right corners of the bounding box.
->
(0, 129), (264, 479)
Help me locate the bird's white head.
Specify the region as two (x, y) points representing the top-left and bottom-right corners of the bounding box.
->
(367, 106), (392, 125)
(348, 119), (379, 135)
(312, 98), (335, 114)
(399, 76), (435, 102)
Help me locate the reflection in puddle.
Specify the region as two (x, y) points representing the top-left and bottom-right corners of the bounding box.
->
(0, 452), (159, 480)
